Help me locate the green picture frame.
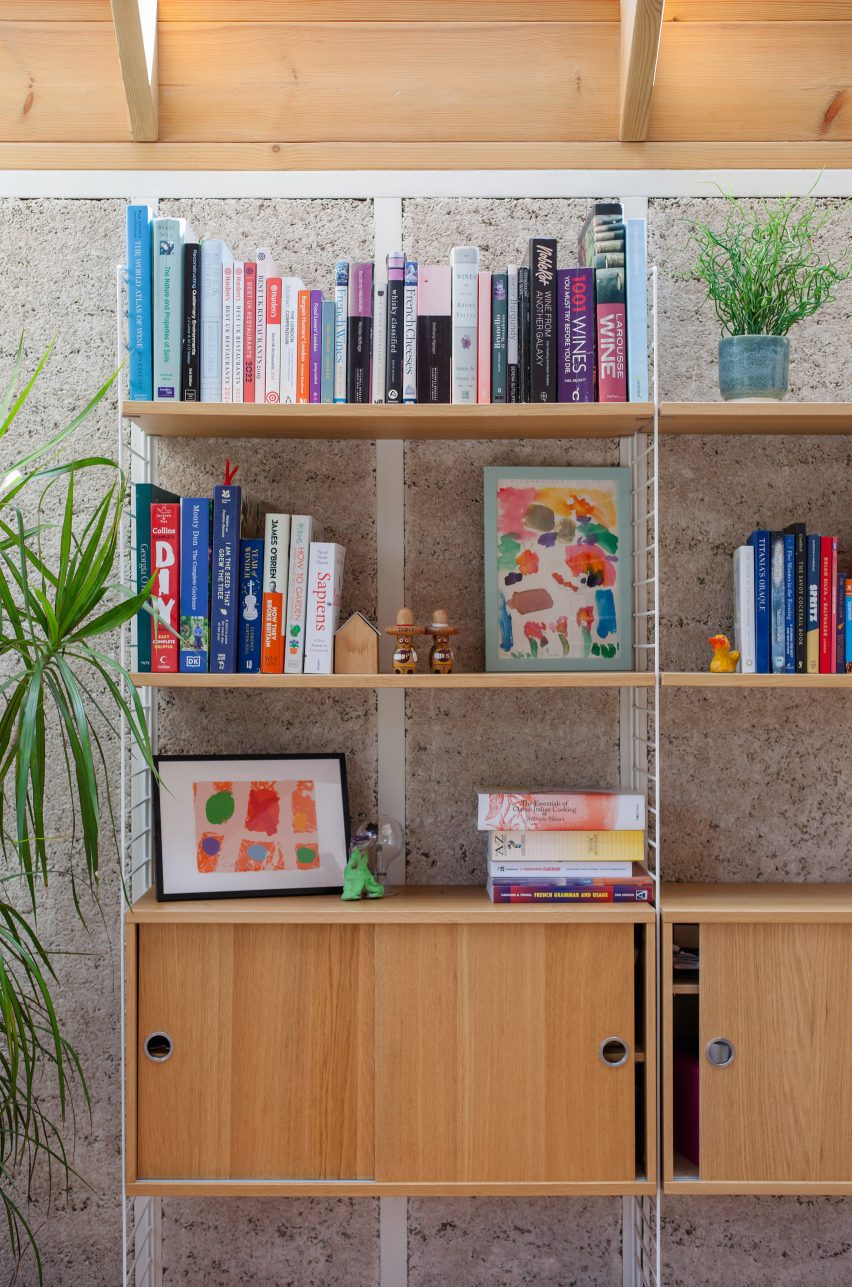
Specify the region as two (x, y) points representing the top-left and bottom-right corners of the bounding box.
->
(483, 465), (633, 672)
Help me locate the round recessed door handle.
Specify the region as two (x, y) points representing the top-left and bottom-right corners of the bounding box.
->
(144, 1031), (174, 1063)
(705, 1037), (735, 1068)
(599, 1037), (630, 1068)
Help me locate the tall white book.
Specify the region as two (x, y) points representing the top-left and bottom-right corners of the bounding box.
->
(232, 261), (245, 404)
(284, 515), (318, 673)
(222, 259), (234, 403)
(281, 277), (304, 404)
(200, 240), (231, 403)
(734, 544), (757, 674)
(254, 247), (275, 404)
(303, 543), (345, 675)
(450, 246), (479, 403)
(371, 273), (387, 404)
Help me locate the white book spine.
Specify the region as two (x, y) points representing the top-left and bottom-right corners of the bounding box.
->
(488, 861), (634, 879)
(487, 830), (642, 862)
(232, 261), (245, 404)
(263, 513), (291, 598)
(284, 515), (316, 673)
(281, 277), (303, 404)
(200, 240), (230, 403)
(507, 263), (519, 367)
(371, 275), (387, 404)
(222, 260), (234, 403)
(734, 544), (757, 674)
(303, 543), (345, 674)
(334, 261), (349, 403)
(450, 246), (480, 403)
(254, 248), (274, 404)
(402, 262), (417, 404)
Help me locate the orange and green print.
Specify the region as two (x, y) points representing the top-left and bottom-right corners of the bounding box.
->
(194, 778), (320, 874)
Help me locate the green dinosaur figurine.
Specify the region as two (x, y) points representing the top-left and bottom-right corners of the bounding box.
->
(341, 844), (385, 901)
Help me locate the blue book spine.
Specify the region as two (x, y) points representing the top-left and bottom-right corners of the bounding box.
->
(783, 533), (795, 673)
(134, 482), (178, 672)
(211, 484), (241, 673)
(153, 217), (185, 401)
(126, 205), (153, 400)
(237, 538), (264, 673)
(626, 218), (649, 403)
(321, 299), (335, 404)
(845, 576), (852, 673)
(806, 534), (821, 674)
(769, 533), (786, 673)
(179, 498), (210, 673)
(748, 529), (770, 673)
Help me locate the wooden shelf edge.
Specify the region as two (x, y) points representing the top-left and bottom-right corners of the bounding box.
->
(660, 402), (852, 435)
(665, 1179), (852, 1196)
(671, 981), (699, 994)
(663, 672), (852, 688)
(662, 882), (852, 923)
(127, 1177), (657, 1197)
(131, 670), (653, 690)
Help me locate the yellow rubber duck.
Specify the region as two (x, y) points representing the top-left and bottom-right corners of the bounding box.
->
(708, 633), (740, 673)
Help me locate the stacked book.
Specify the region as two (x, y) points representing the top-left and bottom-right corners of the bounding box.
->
(477, 789), (653, 904)
(734, 529), (851, 675)
(137, 474), (343, 677)
(125, 202), (648, 408)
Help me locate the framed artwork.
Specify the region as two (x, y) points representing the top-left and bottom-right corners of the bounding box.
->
(484, 466), (632, 672)
(153, 754), (350, 900)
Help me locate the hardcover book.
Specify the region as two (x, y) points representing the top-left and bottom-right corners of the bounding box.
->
(477, 790), (645, 832)
(296, 288), (310, 403)
(487, 879), (653, 904)
(595, 267), (627, 402)
(733, 545), (756, 674)
(222, 258), (234, 403)
(200, 240), (231, 403)
(179, 497), (210, 673)
(626, 218), (649, 403)
(261, 513), (290, 674)
(126, 204), (153, 401)
(476, 271), (491, 404)
(232, 261), (245, 405)
(450, 246), (479, 404)
(524, 238), (557, 402)
(837, 571), (847, 673)
(321, 299), (335, 404)
(784, 522), (806, 673)
(506, 264), (519, 403)
(770, 531), (786, 673)
(748, 529), (771, 673)
(416, 264), (451, 404)
(284, 515), (317, 674)
(347, 262), (373, 404)
(153, 217), (190, 401)
(303, 543), (345, 675)
(385, 251), (405, 404)
(309, 289), (323, 404)
(783, 532), (796, 673)
(806, 533), (821, 674)
(556, 267), (595, 403)
(281, 277), (304, 404)
(243, 261), (257, 402)
(211, 481), (242, 673)
(819, 535), (838, 673)
(402, 260), (418, 404)
(151, 501), (180, 673)
(237, 537), (264, 674)
(254, 247), (274, 404)
(334, 260), (349, 403)
(517, 266), (530, 402)
(488, 860), (635, 879)
(181, 241), (201, 401)
(491, 271), (508, 403)
(134, 483), (178, 672)
(371, 273), (387, 404)
(487, 830), (644, 863)
(264, 277), (282, 403)
(846, 575), (852, 672)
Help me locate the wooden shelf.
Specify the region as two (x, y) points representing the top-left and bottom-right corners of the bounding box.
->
(131, 671), (653, 690)
(128, 884), (656, 926)
(662, 883), (852, 924)
(672, 980), (699, 995)
(660, 402), (852, 436)
(663, 672), (852, 688)
(127, 1177), (657, 1199)
(123, 401), (653, 440)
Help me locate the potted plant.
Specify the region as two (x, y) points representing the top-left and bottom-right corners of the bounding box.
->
(689, 191), (852, 401)
(0, 340), (154, 1281)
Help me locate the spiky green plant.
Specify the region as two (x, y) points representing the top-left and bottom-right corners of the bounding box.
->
(0, 340), (155, 1281)
(688, 191), (852, 337)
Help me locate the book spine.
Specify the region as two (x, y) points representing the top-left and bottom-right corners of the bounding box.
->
(296, 289), (310, 403)
(200, 240), (228, 403)
(785, 523), (807, 673)
(309, 290), (323, 404)
(557, 268), (595, 403)
(221, 259), (234, 403)
(179, 497), (210, 673)
(626, 219), (649, 403)
(450, 246), (479, 404)
(770, 532), (786, 673)
(783, 532), (795, 673)
(261, 513), (291, 674)
(134, 483), (178, 672)
(733, 545), (756, 674)
(506, 263), (519, 403)
(416, 265), (451, 404)
(846, 576), (852, 673)
(819, 536), (837, 673)
(153, 218), (184, 401)
(527, 238), (557, 402)
(837, 571), (847, 674)
(489, 861), (634, 879)
(806, 533), (821, 674)
(232, 262), (245, 404)
(237, 538), (264, 674)
(243, 261), (256, 403)
(828, 541), (839, 672)
(517, 266), (530, 402)
(749, 529), (770, 673)
(488, 830), (645, 862)
(180, 243), (201, 401)
(477, 791), (645, 831)
(151, 502), (180, 673)
(385, 251), (405, 403)
(347, 262), (373, 404)
(254, 248), (273, 404)
(595, 267), (627, 402)
(303, 543), (345, 674)
(491, 272), (508, 403)
(284, 515), (315, 673)
(371, 273), (387, 404)
(476, 271), (491, 404)
(402, 260), (418, 404)
(321, 299), (335, 404)
(281, 278), (303, 403)
(264, 278), (282, 403)
(487, 881), (653, 904)
(333, 261), (349, 403)
(126, 205), (153, 401)
(211, 484), (241, 673)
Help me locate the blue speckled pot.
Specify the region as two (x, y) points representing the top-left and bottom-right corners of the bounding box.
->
(718, 335), (789, 401)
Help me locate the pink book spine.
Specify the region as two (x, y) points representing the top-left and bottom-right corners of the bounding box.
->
(477, 271), (491, 404)
(596, 302), (627, 402)
(477, 791), (645, 832)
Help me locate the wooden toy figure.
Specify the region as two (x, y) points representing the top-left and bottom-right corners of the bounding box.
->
(426, 608), (459, 674)
(707, 633), (740, 673)
(386, 607), (424, 674)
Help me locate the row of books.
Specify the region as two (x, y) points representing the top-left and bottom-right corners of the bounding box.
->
(137, 473), (343, 675)
(734, 530), (851, 675)
(125, 202), (648, 407)
(476, 789), (653, 904)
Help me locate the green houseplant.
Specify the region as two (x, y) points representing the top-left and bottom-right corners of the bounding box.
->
(0, 340), (154, 1281)
(688, 191), (852, 401)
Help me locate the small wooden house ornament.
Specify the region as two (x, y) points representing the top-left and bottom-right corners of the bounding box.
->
(334, 612), (380, 674)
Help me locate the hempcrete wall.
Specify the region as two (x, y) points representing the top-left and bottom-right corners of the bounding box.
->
(0, 193), (850, 1285)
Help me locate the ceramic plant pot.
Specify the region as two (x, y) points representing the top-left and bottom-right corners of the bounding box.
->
(718, 335), (789, 402)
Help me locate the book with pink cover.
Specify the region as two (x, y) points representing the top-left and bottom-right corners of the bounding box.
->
(477, 790), (645, 832)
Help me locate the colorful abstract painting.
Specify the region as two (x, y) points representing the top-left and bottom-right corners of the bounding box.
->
(193, 779), (320, 873)
(484, 467), (632, 672)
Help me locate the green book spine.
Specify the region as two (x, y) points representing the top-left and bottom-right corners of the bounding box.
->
(135, 482), (179, 672)
(491, 272), (508, 403)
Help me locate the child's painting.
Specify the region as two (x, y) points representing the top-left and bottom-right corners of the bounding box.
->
(154, 755), (349, 900)
(484, 467), (632, 672)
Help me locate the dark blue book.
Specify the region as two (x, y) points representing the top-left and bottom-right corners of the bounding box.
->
(237, 538), (264, 673)
(769, 533), (785, 673)
(211, 481), (241, 673)
(748, 529), (771, 673)
(783, 533), (795, 673)
(179, 497), (210, 673)
(837, 571), (846, 674)
(491, 272), (508, 403)
(126, 204), (153, 400)
(806, 533), (821, 674)
(784, 522), (806, 673)
(135, 482), (178, 673)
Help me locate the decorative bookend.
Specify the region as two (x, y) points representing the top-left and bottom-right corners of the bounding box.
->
(426, 608), (459, 674)
(334, 611), (380, 674)
(385, 607), (424, 674)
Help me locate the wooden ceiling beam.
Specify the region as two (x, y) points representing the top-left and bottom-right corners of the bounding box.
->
(619, 0), (664, 141)
(109, 0), (158, 140)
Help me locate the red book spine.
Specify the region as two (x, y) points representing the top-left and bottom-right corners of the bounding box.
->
(243, 262), (257, 402)
(819, 536), (838, 673)
(596, 303), (627, 402)
(297, 289), (310, 403)
(151, 502), (180, 673)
